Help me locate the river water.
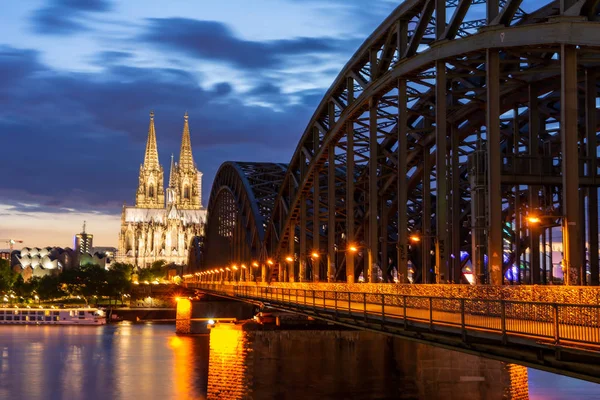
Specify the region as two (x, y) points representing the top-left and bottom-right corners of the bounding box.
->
(0, 323), (598, 400)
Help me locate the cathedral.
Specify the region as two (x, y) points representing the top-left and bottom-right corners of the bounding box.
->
(117, 112), (206, 268)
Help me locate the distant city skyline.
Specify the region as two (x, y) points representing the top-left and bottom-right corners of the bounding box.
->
(0, 0), (398, 248)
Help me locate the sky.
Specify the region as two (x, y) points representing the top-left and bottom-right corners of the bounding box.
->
(0, 0), (400, 249)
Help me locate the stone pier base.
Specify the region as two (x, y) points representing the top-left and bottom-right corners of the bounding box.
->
(206, 322), (529, 400)
(176, 296), (256, 334)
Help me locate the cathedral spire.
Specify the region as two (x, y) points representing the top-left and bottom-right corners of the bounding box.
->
(143, 111), (160, 170)
(169, 153), (176, 188)
(179, 112), (194, 172)
(135, 110), (165, 208)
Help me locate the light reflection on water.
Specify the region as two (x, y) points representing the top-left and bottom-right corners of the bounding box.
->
(0, 323), (208, 400)
(0, 323), (598, 400)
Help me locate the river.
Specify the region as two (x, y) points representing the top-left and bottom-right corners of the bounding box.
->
(0, 323), (598, 399)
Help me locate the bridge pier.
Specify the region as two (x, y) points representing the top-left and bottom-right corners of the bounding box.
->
(206, 322), (528, 399)
(175, 296), (256, 334)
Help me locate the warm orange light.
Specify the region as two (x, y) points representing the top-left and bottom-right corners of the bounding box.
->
(175, 297), (180, 302)
(267, 259), (274, 265)
(285, 256), (294, 262)
(252, 261), (259, 267)
(232, 266), (238, 271)
(311, 251), (319, 259)
(526, 216), (541, 224)
(348, 245), (358, 253)
(409, 235), (421, 243)
(241, 264), (247, 269)
(226, 267), (231, 271)
(220, 268), (225, 272)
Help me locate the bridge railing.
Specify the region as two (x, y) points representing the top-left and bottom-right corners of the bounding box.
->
(189, 284), (600, 348)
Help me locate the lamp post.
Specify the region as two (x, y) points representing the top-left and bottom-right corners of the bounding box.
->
(408, 232), (438, 284)
(525, 213), (565, 284)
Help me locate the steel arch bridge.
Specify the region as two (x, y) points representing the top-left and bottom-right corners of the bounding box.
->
(201, 0), (600, 287)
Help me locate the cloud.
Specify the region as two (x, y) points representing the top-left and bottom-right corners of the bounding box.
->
(31, 0), (113, 35)
(140, 18), (357, 71)
(0, 46), (321, 216)
(93, 50), (133, 64)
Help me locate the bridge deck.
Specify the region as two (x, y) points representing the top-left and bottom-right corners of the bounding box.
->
(189, 283), (600, 382)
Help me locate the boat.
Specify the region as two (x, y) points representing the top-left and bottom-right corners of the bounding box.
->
(0, 307), (106, 325)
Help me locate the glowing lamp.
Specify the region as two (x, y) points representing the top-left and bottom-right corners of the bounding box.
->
(526, 216), (541, 224)
(409, 235), (421, 243)
(285, 256), (294, 262)
(311, 252), (319, 259)
(252, 261), (259, 267)
(348, 245), (358, 253)
(267, 259), (274, 265)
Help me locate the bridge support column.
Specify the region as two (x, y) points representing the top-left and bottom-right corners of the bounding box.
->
(586, 69), (599, 286)
(289, 223), (296, 282)
(436, 60), (448, 284)
(528, 84), (541, 284)
(486, 48), (503, 286)
(328, 144), (336, 282)
(299, 195), (307, 282)
(423, 143), (432, 283)
(450, 123), (462, 283)
(397, 78), (408, 283)
(346, 118), (355, 283)
(369, 96), (379, 282)
(561, 45), (581, 285)
(313, 170), (321, 282)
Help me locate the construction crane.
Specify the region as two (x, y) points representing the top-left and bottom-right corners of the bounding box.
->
(0, 239), (23, 252)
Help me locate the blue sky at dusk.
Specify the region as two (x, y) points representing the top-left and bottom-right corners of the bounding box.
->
(0, 0), (399, 248)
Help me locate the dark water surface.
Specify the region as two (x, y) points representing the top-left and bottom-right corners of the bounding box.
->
(0, 323), (598, 400)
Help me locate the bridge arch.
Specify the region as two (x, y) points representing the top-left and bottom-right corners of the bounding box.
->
(203, 162), (288, 279)
(200, 0), (600, 286)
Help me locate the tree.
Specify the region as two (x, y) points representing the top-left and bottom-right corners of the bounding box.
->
(37, 275), (65, 300)
(138, 259), (167, 282)
(106, 263), (133, 304)
(79, 264), (108, 304)
(0, 259), (17, 293)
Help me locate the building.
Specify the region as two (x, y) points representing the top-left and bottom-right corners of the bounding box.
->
(74, 221), (93, 254)
(117, 112), (206, 268)
(12, 246), (112, 281)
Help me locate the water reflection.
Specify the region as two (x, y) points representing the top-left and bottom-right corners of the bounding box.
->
(207, 324), (250, 399)
(0, 324), (597, 399)
(0, 324), (209, 400)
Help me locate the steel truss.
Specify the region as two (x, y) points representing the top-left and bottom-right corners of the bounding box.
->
(203, 162), (288, 280)
(203, 0), (600, 286)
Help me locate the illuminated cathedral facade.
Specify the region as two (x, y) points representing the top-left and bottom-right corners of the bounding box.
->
(117, 112), (206, 268)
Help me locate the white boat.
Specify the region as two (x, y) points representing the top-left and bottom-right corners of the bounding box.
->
(0, 307), (106, 325)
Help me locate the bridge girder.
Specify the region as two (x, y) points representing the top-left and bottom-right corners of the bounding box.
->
(203, 162), (288, 279)
(204, 0), (600, 286)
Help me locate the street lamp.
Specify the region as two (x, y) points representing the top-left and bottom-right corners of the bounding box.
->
(409, 234), (421, 243)
(526, 215), (542, 224)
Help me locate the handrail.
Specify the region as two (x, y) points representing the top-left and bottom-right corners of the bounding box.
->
(195, 283), (600, 349)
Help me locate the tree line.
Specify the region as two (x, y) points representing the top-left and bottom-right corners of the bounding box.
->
(0, 259), (175, 305)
